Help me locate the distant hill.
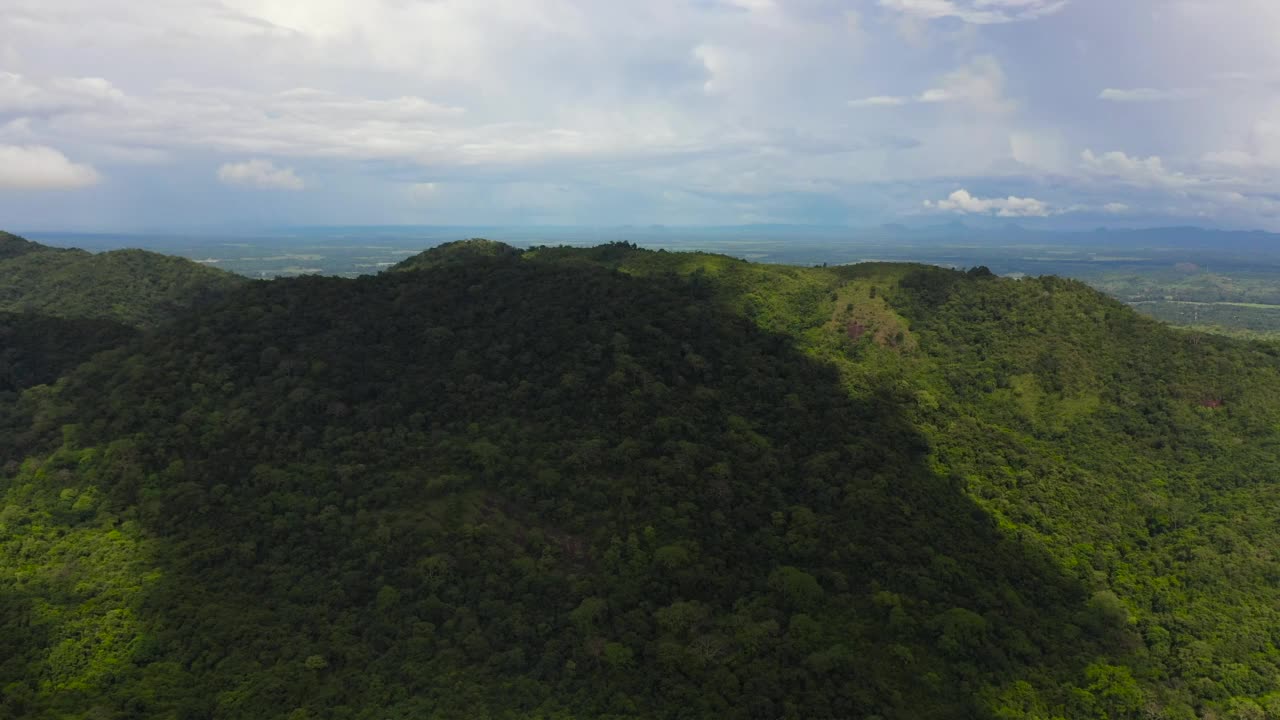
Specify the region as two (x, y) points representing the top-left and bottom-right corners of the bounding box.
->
(0, 231), (246, 328)
(0, 230), (57, 260)
(391, 237), (525, 271)
(4, 241), (1280, 718)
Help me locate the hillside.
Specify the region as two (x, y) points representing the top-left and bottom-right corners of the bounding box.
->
(393, 237), (525, 271)
(0, 232), (246, 329)
(0, 231), (55, 261)
(0, 313), (137, 394)
(2, 241), (1280, 719)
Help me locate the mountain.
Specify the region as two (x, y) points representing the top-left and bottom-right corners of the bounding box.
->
(0, 231), (53, 260)
(392, 237), (525, 271)
(0, 232), (245, 329)
(3, 240), (1280, 719)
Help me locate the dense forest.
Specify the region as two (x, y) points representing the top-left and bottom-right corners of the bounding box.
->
(0, 234), (243, 329)
(0, 313), (137, 394)
(3, 237), (1280, 719)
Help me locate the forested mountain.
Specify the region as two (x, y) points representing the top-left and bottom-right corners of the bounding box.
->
(0, 313), (137, 394)
(3, 240), (1280, 719)
(0, 231), (53, 261)
(0, 233), (244, 328)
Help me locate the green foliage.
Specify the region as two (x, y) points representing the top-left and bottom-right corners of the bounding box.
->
(0, 312), (137, 393)
(392, 238), (524, 272)
(0, 233), (244, 328)
(3, 239), (1280, 718)
(0, 231), (48, 260)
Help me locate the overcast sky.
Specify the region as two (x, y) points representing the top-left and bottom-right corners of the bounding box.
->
(2, 0), (1279, 231)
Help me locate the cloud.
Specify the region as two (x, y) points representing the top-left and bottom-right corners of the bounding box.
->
(0, 144), (101, 189)
(95, 145), (170, 165)
(850, 56), (1012, 112)
(848, 95), (909, 108)
(1009, 129), (1069, 171)
(1080, 149), (1195, 187)
(1203, 118), (1280, 170)
(1098, 87), (1203, 102)
(4, 0), (1279, 229)
(693, 44), (733, 95)
(217, 159), (304, 190)
(878, 0), (1068, 24)
(924, 188), (1050, 217)
(0, 72), (48, 111)
(1202, 150), (1261, 169)
(0, 71), (125, 113)
(926, 192), (1135, 218)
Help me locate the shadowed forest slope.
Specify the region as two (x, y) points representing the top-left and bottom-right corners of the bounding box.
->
(0, 313), (137, 394)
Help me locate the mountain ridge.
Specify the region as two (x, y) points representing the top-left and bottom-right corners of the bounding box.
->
(0, 231), (246, 329)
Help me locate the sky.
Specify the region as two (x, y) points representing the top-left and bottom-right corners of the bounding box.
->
(2, 0), (1280, 231)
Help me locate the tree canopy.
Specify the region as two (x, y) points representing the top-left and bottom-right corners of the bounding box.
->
(0, 233), (244, 329)
(2, 240), (1280, 719)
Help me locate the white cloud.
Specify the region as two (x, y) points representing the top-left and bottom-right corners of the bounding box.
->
(1009, 129), (1069, 171)
(0, 71), (125, 113)
(850, 56), (1012, 112)
(217, 159), (304, 190)
(848, 95), (909, 108)
(0, 72), (47, 111)
(693, 44), (734, 95)
(925, 56), (1012, 110)
(924, 188), (1050, 217)
(5, 0), (1279, 229)
(0, 1), (985, 213)
(1098, 87), (1203, 102)
(0, 144), (101, 189)
(1080, 149), (1195, 187)
(52, 76), (125, 103)
(926, 194), (1134, 218)
(1203, 118), (1280, 170)
(878, 0), (1068, 24)
(1202, 150), (1260, 168)
(0, 117), (35, 142)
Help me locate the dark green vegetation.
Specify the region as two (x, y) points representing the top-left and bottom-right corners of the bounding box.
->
(0, 233), (244, 329)
(0, 313), (137, 394)
(394, 237), (525, 270)
(4, 239), (1280, 718)
(0, 231), (50, 261)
